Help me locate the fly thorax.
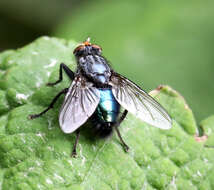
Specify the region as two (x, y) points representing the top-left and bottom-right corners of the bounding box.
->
(78, 55), (111, 85)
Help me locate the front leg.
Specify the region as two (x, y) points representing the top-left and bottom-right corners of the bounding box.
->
(28, 88), (68, 119)
(47, 63), (75, 86)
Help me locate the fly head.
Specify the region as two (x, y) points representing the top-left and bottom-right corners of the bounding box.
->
(74, 38), (112, 86)
(73, 38), (102, 57)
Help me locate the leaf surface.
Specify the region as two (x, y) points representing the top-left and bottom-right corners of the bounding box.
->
(0, 37), (213, 190)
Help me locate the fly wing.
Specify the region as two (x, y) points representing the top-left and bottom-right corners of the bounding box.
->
(59, 76), (100, 133)
(110, 72), (172, 129)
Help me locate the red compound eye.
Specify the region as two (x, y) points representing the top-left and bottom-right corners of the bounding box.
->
(73, 45), (85, 55)
(92, 44), (102, 51)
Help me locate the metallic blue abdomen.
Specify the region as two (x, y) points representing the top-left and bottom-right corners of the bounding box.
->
(95, 89), (120, 123)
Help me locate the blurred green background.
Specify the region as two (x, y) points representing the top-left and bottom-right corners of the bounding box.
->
(0, 0), (213, 122)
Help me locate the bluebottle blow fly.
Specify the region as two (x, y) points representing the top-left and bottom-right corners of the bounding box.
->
(29, 38), (172, 157)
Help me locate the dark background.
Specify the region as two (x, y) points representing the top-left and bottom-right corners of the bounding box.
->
(0, 0), (213, 122)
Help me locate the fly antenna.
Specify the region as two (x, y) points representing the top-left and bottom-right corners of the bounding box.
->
(83, 37), (91, 46)
(86, 37), (90, 43)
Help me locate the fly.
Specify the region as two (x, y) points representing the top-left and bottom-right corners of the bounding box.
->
(29, 38), (172, 157)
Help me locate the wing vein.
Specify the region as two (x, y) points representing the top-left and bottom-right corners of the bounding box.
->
(110, 73), (172, 129)
(59, 76), (100, 133)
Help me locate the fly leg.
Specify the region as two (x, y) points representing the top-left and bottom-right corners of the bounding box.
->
(28, 88), (68, 119)
(71, 129), (80, 157)
(114, 110), (129, 152)
(47, 63), (75, 86)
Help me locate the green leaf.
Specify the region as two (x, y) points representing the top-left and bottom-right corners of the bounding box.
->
(0, 37), (214, 190)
